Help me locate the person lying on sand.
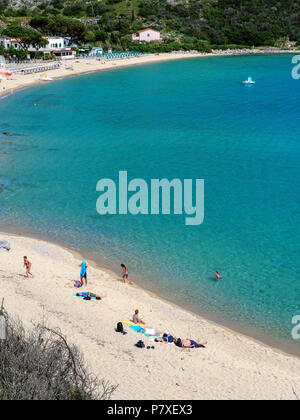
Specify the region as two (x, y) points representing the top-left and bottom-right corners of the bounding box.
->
(155, 333), (174, 343)
(132, 309), (145, 325)
(174, 338), (207, 348)
(76, 292), (107, 300)
(23, 256), (34, 278)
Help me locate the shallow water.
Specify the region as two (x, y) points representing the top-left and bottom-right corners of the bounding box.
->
(0, 54), (299, 347)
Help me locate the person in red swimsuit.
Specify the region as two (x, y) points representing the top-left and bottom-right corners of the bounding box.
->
(215, 271), (222, 281)
(24, 256), (34, 278)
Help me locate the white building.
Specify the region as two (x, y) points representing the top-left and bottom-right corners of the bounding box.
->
(0, 36), (76, 59)
(0, 38), (21, 49)
(130, 28), (161, 43)
(89, 46), (103, 57)
(29, 37), (75, 59)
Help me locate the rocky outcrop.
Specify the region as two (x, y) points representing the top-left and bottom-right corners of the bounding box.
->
(4, 0), (51, 11)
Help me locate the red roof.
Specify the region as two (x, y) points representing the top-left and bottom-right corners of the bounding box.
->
(3, 38), (21, 42)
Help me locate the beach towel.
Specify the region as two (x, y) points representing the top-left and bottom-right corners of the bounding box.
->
(121, 320), (145, 327)
(73, 294), (97, 300)
(129, 325), (160, 338)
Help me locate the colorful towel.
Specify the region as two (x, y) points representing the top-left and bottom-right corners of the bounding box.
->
(129, 325), (161, 338)
(121, 320), (145, 327)
(73, 294), (97, 300)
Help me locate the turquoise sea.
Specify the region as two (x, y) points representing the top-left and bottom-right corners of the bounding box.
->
(0, 54), (299, 351)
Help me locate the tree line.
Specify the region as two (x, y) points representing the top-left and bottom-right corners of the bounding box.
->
(0, 0), (299, 53)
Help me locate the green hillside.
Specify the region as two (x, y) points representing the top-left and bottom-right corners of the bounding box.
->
(1, 0), (300, 52)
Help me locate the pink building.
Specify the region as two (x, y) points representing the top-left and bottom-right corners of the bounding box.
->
(131, 28), (161, 43)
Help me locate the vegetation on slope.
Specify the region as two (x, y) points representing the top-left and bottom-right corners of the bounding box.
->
(0, 0), (300, 52)
(0, 312), (117, 400)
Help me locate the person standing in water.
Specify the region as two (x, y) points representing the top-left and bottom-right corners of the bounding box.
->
(121, 264), (131, 284)
(23, 256), (34, 278)
(79, 261), (88, 285)
(215, 271), (222, 281)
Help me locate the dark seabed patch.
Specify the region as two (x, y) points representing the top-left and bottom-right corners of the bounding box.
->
(0, 142), (37, 153)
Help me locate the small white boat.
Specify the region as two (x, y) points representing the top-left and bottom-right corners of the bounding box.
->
(39, 73), (53, 81)
(242, 77), (255, 84)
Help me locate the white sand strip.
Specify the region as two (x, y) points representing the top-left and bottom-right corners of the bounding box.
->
(1, 49), (297, 99)
(0, 53), (211, 98)
(0, 232), (300, 400)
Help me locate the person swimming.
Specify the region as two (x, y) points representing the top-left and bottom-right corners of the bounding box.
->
(215, 271), (222, 281)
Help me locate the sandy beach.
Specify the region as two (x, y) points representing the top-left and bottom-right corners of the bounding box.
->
(0, 49), (298, 99)
(0, 231), (300, 400)
(0, 52), (212, 98)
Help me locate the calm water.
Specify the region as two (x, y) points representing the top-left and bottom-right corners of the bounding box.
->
(0, 55), (299, 347)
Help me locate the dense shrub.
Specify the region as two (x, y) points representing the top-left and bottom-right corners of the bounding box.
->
(2, 0), (300, 51)
(0, 45), (27, 60)
(0, 314), (117, 400)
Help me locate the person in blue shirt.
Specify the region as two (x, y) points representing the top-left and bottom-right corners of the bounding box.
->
(79, 261), (88, 285)
(76, 291), (107, 300)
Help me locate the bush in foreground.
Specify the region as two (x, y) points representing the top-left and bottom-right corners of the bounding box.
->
(0, 315), (117, 400)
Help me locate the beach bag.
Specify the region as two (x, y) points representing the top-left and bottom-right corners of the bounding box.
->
(135, 340), (145, 348)
(74, 281), (82, 288)
(116, 322), (124, 333)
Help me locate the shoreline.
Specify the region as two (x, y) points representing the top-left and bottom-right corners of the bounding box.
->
(1, 227), (300, 399)
(0, 52), (215, 98)
(1, 223), (300, 360)
(0, 49), (298, 99)
(1, 50), (300, 398)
